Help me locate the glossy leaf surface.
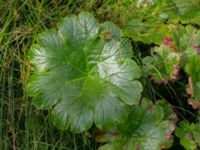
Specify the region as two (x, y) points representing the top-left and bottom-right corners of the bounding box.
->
(27, 12), (142, 133)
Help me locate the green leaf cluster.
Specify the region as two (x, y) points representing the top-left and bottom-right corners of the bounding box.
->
(143, 44), (180, 83)
(123, 0), (200, 44)
(169, 25), (200, 107)
(97, 98), (176, 150)
(140, 24), (200, 107)
(175, 120), (200, 150)
(27, 4), (200, 148)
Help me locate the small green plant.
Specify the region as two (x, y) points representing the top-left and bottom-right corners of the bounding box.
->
(26, 1), (200, 149)
(1, 0), (200, 149)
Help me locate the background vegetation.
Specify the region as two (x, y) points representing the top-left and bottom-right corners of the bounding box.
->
(0, 0), (199, 149)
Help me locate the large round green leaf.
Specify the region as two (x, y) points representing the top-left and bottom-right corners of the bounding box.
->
(27, 12), (142, 133)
